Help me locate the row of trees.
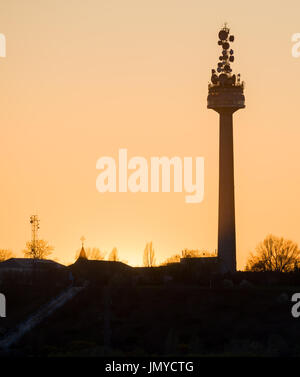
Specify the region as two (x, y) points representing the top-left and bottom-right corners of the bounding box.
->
(147, 235), (300, 272)
(0, 240), (54, 262)
(76, 243), (156, 266)
(159, 249), (215, 266)
(77, 247), (119, 262)
(1, 234), (300, 272)
(0, 242), (155, 265)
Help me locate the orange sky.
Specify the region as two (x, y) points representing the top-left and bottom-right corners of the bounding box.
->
(0, 0), (300, 269)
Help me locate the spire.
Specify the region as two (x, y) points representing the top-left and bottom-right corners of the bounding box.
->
(79, 245), (87, 259)
(78, 236), (88, 260)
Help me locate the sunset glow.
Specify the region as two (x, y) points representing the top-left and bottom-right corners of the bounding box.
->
(0, 0), (300, 269)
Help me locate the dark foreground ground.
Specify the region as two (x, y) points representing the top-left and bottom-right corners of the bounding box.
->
(1, 261), (300, 357)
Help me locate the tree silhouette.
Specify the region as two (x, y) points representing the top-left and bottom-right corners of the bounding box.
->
(143, 242), (155, 267)
(23, 239), (53, 259)
(108, 247), (119, 261)
(246, 234), (300, 272)
(160, 249), (215, 266)
(0, 249), (14, 262)
(161, 253), (181, 265)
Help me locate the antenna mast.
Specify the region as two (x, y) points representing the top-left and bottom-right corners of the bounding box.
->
(30, 215), (40, 257)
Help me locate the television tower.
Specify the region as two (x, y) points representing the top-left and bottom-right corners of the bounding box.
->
(207, 25), (245, 273)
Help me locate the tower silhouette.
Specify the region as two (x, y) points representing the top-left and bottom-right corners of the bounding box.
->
(207, 25), (245, 273)
(29, 215), (40, 256)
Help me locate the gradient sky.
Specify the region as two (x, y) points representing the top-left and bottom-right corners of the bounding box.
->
(0, 0), (299, 268)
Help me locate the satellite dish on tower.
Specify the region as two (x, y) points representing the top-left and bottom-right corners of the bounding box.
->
(219, 73), (228, 85)
(218, 30), (228, 40)
(211, 74), (219, 84)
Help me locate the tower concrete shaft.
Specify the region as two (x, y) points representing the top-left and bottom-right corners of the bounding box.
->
(207, 25), (245, 273)
(218, 110), (236, 273)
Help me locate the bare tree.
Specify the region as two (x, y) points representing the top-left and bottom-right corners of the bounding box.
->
(160, 254), (181, 265)
(108, 247), (119, 261)
(23, 240), (53, 260)
(143, 242), (156, 267)
(0, 249), (14, 262)
(246, 234), (300, 272)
